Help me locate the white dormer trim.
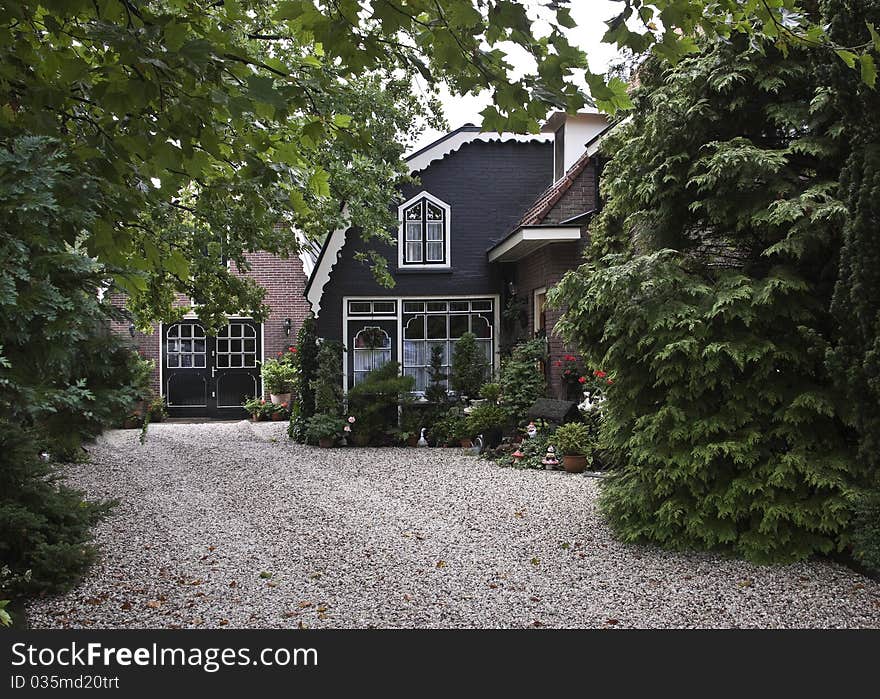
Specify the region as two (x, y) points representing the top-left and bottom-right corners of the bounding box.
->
(397, 191), (452, 270)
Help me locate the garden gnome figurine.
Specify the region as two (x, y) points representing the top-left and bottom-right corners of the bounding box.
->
(418, 427), (428, 448)
(526, 421), (537, 439)
(541, 445), (559, 469)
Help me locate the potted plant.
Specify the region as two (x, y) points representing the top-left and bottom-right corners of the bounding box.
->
(304, 413), (346, 448)
(269, 401), (289, 421)
(433, 406), (470, 447)
(553, 422), (593, 473)
(148, 395), (167, 423)
(465, 403), (510, 449)
(261, 355), (298, 405)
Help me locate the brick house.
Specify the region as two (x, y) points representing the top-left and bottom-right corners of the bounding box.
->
(112, 246), (313, 418)
(307, 112), (610, 400)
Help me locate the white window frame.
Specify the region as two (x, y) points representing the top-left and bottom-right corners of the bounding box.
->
(397, 191), (451, 269)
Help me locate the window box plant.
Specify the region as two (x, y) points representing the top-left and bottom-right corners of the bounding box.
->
(552, 422), (593, 473)
(304, 413), (346, 448)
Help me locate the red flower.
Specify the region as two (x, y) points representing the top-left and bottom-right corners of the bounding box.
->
(593, 370), (607, 378)
(281, 402), (288, 408)
(564, 370), (570, 376)
(260, 399), (266, 404)
(554, 361), (562, 367)
(578, 376), (586, 384)
(277, 352), (282, 357)
(606, 379), (614, 385)
(290, 346), (297, 353)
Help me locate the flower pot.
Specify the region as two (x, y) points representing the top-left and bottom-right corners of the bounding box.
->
(271, 412), (284, 421)
(459, 438), (473, 448)
(270, 393), (292, 405)
(318, 437), (334, 448)
(562, 454), (588, 474)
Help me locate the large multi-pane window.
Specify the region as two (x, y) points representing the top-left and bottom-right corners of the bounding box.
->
(402, 197), (447, 265)
(352, 326), (392, 387)
(402, 300), (493, 392)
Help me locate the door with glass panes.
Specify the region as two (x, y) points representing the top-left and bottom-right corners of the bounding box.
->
(163, 319), (261, 418)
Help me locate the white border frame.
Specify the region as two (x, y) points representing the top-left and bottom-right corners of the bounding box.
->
(341, 294), (501, 396)
(533, 286), (547, 334)
(397, 191), (452, 270)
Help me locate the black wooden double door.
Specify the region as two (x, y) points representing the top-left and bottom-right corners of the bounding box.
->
(163, 319), (261, 418)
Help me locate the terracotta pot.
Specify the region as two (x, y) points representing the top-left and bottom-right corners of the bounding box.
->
(406, 436), (419, 447)
(271, 412), (284, 421)
(563, 454), (588, 473)
(251, 414), (263, 422)
(122, 419), (140, 429)
(318, 437), (334, 448)
(459, 438), (473, 448)
(270, 393), (292, 405)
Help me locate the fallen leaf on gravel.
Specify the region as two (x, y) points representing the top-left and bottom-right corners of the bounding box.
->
(309, 572), (322, 580)
(738, 579), (754, 588)
(515, 511), (525, 518)
(219, 619), (229, 626)
(436, 560), (446, 568)
(298, 601), (313, 608)
(532, 620), (543, 627)
(403, 594), (413, 601)
(852, 583), (865, 590)
(120, 601), (132, 611)
(282, 611), (298, 618)
(85, 597), (104, 605)
(560, 542), (570, 550)
(267, 581), (278, 588)
(530, 596), (541, 602)
(208, 546), (216, 552)
(605, 619), (619, 625)
(189, 579), (203, 586)
(530, 557), (540, 566)
(191, 617), (203, 625)
(488, 583), (498, 589)
(146, 600), (162, 609)
(298, 621), (307, 629)
(229, 580), (237, 588)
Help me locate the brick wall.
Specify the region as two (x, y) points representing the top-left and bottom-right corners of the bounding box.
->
(109, 252), (310, 399)
(514, 158), (597, 400)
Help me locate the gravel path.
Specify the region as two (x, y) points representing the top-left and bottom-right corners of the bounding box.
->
(27, 421), (880, 629)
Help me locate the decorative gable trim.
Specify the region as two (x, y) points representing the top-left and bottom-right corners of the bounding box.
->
(407, 128), (551, 173)
(304, 207), (349, 317)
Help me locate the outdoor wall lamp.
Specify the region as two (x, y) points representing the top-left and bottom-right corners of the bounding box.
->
(128, 323), (136, 338)
(283, 318), (292, 337)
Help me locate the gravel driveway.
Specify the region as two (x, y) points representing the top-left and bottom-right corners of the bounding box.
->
(27, 421), (880, 629)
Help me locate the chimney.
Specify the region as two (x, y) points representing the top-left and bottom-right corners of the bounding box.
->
(542, 112), (610, 182)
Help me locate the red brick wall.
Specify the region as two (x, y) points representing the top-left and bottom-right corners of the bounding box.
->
(514, 159), (597, 400)
(109, 253), (310, 399)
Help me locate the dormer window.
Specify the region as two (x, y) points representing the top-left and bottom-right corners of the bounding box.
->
(398, 192), (451, 268)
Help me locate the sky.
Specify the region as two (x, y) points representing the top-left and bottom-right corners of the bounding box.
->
(409, 0), (624, 153)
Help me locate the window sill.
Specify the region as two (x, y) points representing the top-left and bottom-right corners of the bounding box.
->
(395, 267), (453, 274)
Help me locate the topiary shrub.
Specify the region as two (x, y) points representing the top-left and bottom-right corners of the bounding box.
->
(313, 341), (344, 416)
(499, 338), (548, 422)
(347, 361), (415, 444)
(450, 332), (487, 398)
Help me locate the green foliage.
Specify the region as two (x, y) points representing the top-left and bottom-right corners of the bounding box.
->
(850, 491), (880, 573)
(450, 332), (488, 397)
(304, 413), (346, 442)
(552, 422), (593, 457)
(465, 403), (511, 437)
(291, 314), (319, 442)
(347, 362), (415, 444)
(425, 345), (448, 406)
(0, 420), (112, 597)
(430, 406), (470, 445)
(492, 433), (550, 470)
(499, 338), (548, 421)
(313, 341), (344, 416)
(551, 29), (868, 563)
(479, 382), (502, 404)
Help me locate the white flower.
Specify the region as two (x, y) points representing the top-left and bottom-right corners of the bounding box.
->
(348, 416), (356, 423)
(343, 425), (351, 432)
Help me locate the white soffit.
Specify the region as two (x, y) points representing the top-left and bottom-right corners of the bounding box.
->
(487, 226), (582, 263)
